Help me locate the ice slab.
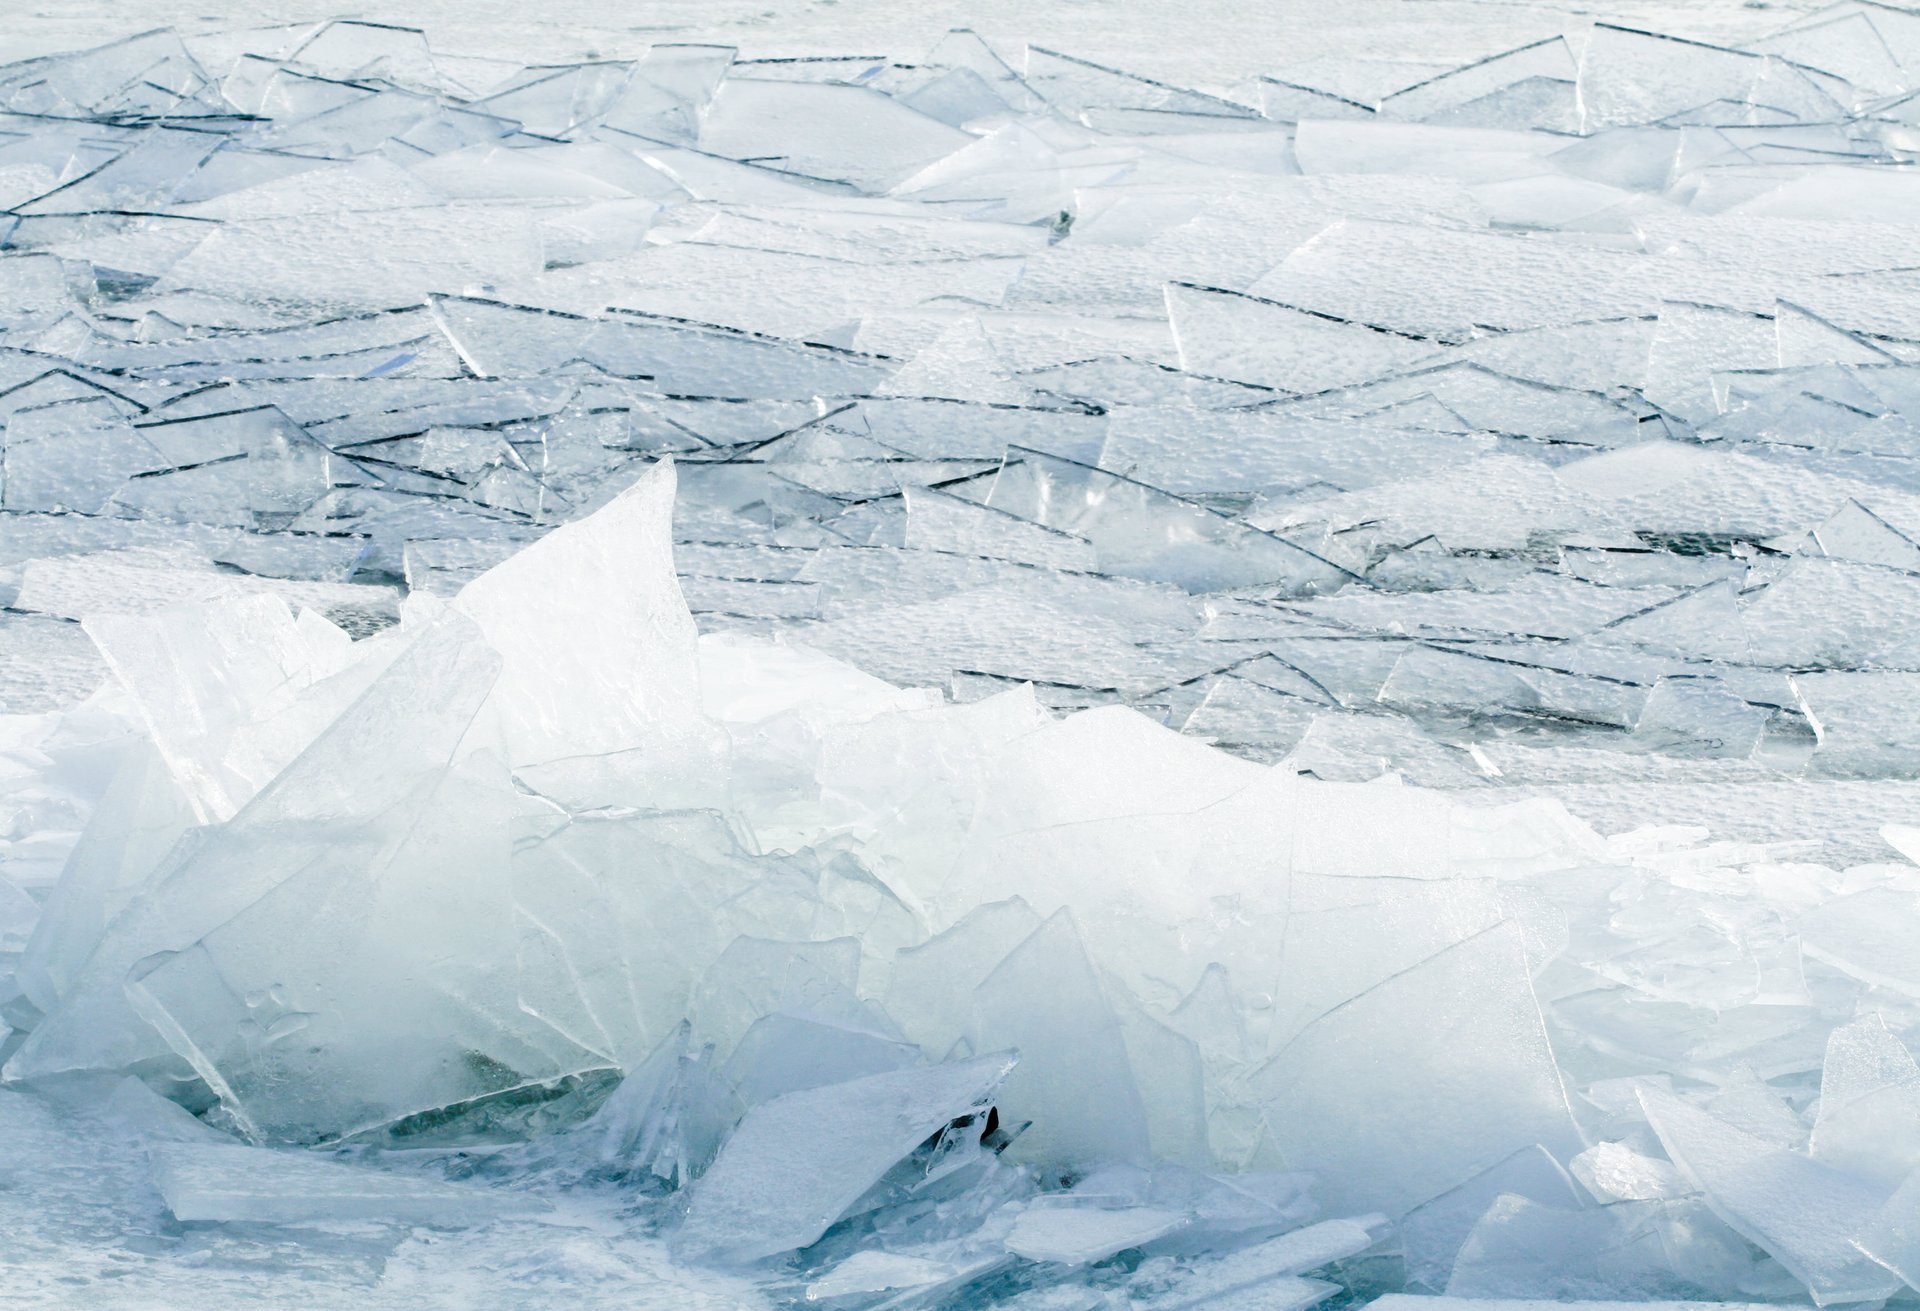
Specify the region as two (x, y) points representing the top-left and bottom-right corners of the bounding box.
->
(1640, 1086), (1902, 1304)
(1003, 1202), (1189, 1264)
(1254, 922), (1580, 1217)
(675, 1052), (1014, 1265)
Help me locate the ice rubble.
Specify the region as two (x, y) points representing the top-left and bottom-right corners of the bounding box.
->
(9, 11), (1920, 1311)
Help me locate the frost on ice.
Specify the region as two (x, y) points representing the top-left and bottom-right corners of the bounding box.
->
(8, 10), (1920, 1310)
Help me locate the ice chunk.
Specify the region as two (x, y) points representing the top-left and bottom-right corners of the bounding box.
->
(902, 483), (1097, 571)
(885, 898), (1045, 1057)
(127, 746), (606, 1144)
(699, 80), (972, 191)
(83, 592), (368, 824)
(674, 1053), (1014, 1265)
(15, 742), (194, 1017)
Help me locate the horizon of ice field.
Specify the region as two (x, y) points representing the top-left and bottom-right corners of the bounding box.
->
(11, 1), (1920, 1308)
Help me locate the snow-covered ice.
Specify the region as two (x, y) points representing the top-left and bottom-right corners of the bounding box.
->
(7, 4), (1920, 1308)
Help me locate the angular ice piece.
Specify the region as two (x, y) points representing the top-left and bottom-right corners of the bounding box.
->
(1110, 983), (1210, 1168)
(1165, 282), (1436, 395)
(1269, 875), (1511, 1053)
(1797, 886), (1920, 997)
(969, 909), (1152, 1171)
(902, 484), (1097, 571)
(1644, 302), (1776, 425)
(690, 935), (862, 1060)
(598, 43), (734, 143)
(805, 1250), (980, 1303)
(1856, 1164), (1920, 1293)
(83, 592), (366, 824)
(454, 458), (707, 770)
(1401, 1145), (1584, 1292)
(878, 319), (1033, 405)
(1775, 301), (1899, 368)
(1639, 1087), (1901, 1304)
(1801, 500), (1920, 571)
(986, 449), (1357, 594)
(675, 1053), (1014, 1265)
(1809, 1014), (1920, 1187)
(1379, 37), (1579, 129)
(1004, 1203), (1189, 1264)
(724, 1012), (920, 1108)
(15, 742), (194, 1017)
(287, 19), (442, 89)
(1631, 678), (1768, 760)
(2, 398), (165, 513)
(1024, 46), (1257, 118)
(586, 1021), (737, 1186)
(1579, 24), (1841, 130)
(699, 80), (971, 191)
(885, 898), (1044, 1058)
(1254, 922), (1579, 1217)
(152, 205), (545, 313)
(150, 1141), (542, 1225)
(1570, 1140), (1686, 1203)
(1251, 218), (1653, 339)
(1600, 581), (1751, 664)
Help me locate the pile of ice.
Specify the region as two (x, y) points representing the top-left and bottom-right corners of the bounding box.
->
(10, 11), (1920, 1308)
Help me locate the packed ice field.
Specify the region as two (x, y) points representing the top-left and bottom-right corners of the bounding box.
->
(10, 4), (1920, 1308)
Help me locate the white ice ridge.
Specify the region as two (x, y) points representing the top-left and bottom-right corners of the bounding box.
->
(9, 11), (1920, 1309)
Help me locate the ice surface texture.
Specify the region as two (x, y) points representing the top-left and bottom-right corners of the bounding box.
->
(8, 11), (1920, 1311)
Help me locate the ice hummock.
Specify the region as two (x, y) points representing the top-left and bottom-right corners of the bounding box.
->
(8, 9), (1920, 1309)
